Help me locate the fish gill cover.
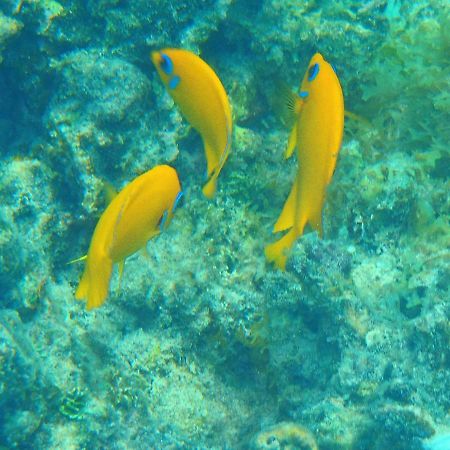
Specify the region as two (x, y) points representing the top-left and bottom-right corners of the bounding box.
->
(0, 0), (449, 448)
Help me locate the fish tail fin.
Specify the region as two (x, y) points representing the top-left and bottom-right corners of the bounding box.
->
(204, 141), (219, 179)
(75, 270), (89, 301)
(308, 209), (324, 238)
(202, 176), (217, 199)
(75, 254), (113, 310)
(265, 228), (298, 270)
(202, 128), (231, 199)
(274, 179), (297, 232)
(202, 140), (220, 198)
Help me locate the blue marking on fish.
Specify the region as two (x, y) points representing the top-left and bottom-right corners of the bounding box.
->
(159, 210), (168, 232)
(169, 75), (181, 89)
(172, 191), (184, 212)
(308, 63), (319, 81)
(160, 53), (173, 75)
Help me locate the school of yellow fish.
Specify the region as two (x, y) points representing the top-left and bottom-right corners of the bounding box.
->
(74, 48), (344, 309)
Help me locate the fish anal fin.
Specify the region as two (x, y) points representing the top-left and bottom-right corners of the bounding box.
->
(75, 254), (113, 310)
(75, 270), (89, 301)
(265, 228), (298, 271)
(273, 180), (297, 232)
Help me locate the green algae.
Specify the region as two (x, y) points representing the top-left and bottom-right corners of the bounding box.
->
(59, 387), (86, 420)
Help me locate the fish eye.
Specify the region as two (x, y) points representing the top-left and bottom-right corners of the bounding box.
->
(308, 63), (320, 81)
(160, 53), (173, 75)
(172, 191), (184, 212)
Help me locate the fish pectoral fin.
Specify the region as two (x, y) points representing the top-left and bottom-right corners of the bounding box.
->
(273, 180), (297, 232)
(344, 110), (371, 127)
(67, 255), (87, 265)
(284, 125), (297, 159)
(273, 81), (302, 127)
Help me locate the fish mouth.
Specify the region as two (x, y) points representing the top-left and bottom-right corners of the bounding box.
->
(150, 51), (160, 66)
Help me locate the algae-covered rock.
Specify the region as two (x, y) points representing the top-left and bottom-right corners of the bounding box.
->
(0, 12), (22, 63)
(0, 157), (56, 310)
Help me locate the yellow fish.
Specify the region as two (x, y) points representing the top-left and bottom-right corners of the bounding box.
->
(265, 53), (344, 270)
(75, 165), (183, 310)
(151, 48), (232, 198)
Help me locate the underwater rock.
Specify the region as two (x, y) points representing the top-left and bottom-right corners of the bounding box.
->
(0, 310), (42, 446)
(251, 421), (318, 450)
(370, 404), (435, 448)
(0, 157), (56, 309)
(44, 49), (179, 220)
(0, 12), (22, 63)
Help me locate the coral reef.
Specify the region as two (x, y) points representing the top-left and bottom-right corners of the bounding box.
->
(0, 0), (448, 448)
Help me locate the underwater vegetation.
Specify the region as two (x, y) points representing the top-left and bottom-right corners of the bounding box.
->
(0, 0), (449, 448)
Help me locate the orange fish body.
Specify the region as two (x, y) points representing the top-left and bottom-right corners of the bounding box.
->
(151, 48), (232, 198)
(265, 53), (344, 270)
(75, 165), (182, 309)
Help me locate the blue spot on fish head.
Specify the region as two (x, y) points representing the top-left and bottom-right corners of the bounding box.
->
(308, 63), (319, 81)
(160, 53), (173, 75)
(168, 75), (180, 89)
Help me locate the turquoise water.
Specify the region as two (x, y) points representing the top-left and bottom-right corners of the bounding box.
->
(0, 0), (449, 448)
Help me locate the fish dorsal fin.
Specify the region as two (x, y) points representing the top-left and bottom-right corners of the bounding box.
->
(273, 178), (297, 232)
